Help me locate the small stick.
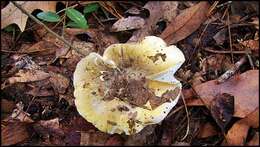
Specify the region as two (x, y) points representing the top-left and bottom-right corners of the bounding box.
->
(11, 1), (86, 56)
(180, 92), (190, 141)
(227, 7), (234, 63)
(216, 1), (232, 8)
(217, 56), (247, 84)
(204, 48), (250, 54)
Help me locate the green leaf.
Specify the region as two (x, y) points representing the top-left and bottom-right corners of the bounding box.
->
(37, 11), (61, 22)
(66, 21), (89, 29)
(83, 3), (99, 14)
(65, 8), (88, 29)
(3, 25), (16, 32)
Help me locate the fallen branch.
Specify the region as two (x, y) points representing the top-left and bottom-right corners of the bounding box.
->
(11, 1), (86, 56)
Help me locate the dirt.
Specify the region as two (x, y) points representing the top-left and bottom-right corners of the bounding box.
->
(102, 68), (177, 109)
(148, 53), (167, 63)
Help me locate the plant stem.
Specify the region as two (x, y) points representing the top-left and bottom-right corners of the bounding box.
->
(11, 1), (86, 55)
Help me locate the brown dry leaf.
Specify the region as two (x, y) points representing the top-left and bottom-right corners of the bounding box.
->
(240, 39), (259, 54)
(226, 107), (259, 145)
(64, 27), (118, 55)
(226, 121), (249, 145)
(182, 88), (205, 106)
(241, 108), (259, 128)
(8, 101), (34, 123)
(105, 135), (124, 146)
(1, 121), (30, 146)
(49, 72), (70, 94)
(128, 1), (179, 42)
(194, 70), (259, 118)
(125, 124), (157, 145)
(80, 131), (110, 146)
(1, 99), (15, 113)
(26, 86), (54, 97)
(197, 122), (218, 138)
(213, 28), (227, 45)
(33, 118), (64, 136)
(5, 69), (50, 86)
(249, 17), (259, 30)
(19, 40), (58, 55)
(161, 1), (179, 23)
(247, 132), (259, 146)
(1, 1), (57, 32)
(160, 1), (210, 44)
(210, 93), (234, 132)
(111, 16), (145, 32)
(186, 98), (204, 106)
(33, 118), (65, 145)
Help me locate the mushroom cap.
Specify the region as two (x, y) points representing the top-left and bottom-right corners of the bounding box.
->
(73, 36), (185, 135)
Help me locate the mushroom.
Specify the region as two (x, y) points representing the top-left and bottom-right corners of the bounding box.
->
(73, 36), (185, 135)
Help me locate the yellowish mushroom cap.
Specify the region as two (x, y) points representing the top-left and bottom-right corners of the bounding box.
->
(73, 36), (185, 135)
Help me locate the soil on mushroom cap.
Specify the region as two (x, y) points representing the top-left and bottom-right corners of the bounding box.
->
(102, 68), (179, 109)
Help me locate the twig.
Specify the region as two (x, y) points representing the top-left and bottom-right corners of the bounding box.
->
(227, 7), (234, 63)
(180, 92), (190, 141)
(217, 56), (247, 84)
(246, 53), (255, 69)
(62, 2), (68, 37)
(92, 12), (105, 27)
(166, 105), (185, 119)
(187, 20), (211, 64)
(203, 48), (250, 54)
(11, 1), (86, 56)
(216, 1), (232, 8)
(207, 1), (219, 17)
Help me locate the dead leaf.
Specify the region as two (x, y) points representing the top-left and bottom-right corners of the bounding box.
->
(197, 122), (218, 138)
(26, 86), (54, 97)
(80, 131), (110, 146)
(9, 101), (34, 123)
(125, 124), (157, 145)
(1, 99), (15, 113)
(213, 28), (227, 45)
(240, 39), (259, 54)
(105, 135), (124, 146)
(226, 107), (259, 145)
(160, 1), (210, 44)
(186, 98), (204, 106)
(210, 93), (234, 132)
(249, 17), (259, 30)
(1, 32), (13, 51)
(1, 121), (30, 146)
(182, 88), (205, 106)
(194, 70), (259, 118)
(33, 118), (64, 136)
(111, 16), (145, 32)
(4, 69), (50, 87)
(190, 72), (205, 86)
(64, 28), (118, 55)
(13, 55), (41, 70)
(161, 1), (179, 23)
(226, 121), (249, 145)
(49, 72), (70, 94)
(128, 1), (179, 42)
(1, 1), (57, 32)
(19, 40), (58, 55)
(241, 108), (259, 128)
(247, 132), (259, 146)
